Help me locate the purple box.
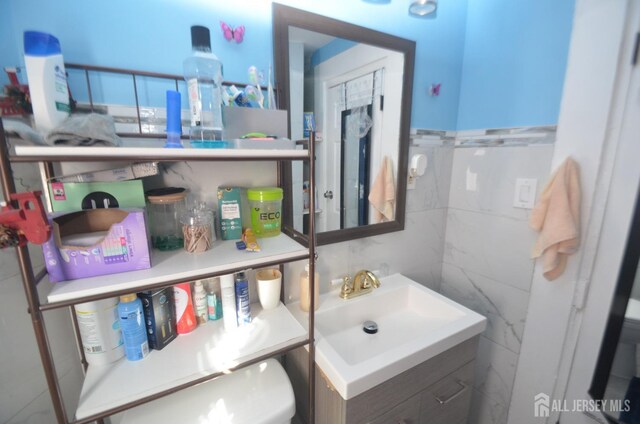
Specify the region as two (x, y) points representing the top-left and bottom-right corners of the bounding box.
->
(43, 209), (151, 283)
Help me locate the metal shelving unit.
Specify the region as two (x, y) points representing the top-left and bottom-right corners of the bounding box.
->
(0, 123), (317, 422)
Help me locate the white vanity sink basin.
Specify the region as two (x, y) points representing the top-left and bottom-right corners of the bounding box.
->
(289, 273), (486, 399)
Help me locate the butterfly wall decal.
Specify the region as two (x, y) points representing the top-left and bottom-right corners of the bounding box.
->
(429, 83), (441, 96)
(220, 21), (245, 43)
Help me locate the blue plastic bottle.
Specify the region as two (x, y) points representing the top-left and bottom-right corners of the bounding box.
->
(234, 272), (251, 326)
(164, 90), (183, 148)
(117, 294), (149, 361)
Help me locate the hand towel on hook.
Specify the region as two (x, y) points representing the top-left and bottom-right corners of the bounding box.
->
(368, 155), (395, 223)
(530, 157), (581, 281)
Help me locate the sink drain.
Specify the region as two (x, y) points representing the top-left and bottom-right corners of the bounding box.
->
(363, 320), (378, 334)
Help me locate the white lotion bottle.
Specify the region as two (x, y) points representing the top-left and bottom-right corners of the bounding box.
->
(193, 280), (208, 325)
(220, 273), (238, 331)
(23, 31), (70, 132)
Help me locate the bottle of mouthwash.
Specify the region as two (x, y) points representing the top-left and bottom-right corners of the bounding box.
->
(183, 25), (224, 145)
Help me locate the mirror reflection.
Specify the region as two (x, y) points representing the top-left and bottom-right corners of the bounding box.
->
(288, 29), (404, 234)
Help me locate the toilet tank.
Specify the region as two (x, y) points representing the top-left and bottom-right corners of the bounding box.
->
(111, 358), (295, 424)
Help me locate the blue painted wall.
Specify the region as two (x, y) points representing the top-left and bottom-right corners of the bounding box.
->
(0, 0), (469, 130)
(310, 39), (358, 69)
(456, 0), (575, 130)
(2, 0), (574, 130)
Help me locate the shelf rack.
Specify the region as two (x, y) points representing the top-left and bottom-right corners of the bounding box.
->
(0, 120), (318, 422)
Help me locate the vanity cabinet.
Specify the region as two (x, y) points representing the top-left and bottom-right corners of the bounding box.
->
(286, 336), (479, 424)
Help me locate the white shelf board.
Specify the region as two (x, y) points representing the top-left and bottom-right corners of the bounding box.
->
(46, 234), (308, 304)
(13, 138), (307, 160)
(75, 302), (307, 420)
(302, 208), (322, 215)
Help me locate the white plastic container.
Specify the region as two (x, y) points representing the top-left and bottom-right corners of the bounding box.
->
(74, 297), (124, 366)
(220, 273), (238, 332)
(23, 31), (70, 133)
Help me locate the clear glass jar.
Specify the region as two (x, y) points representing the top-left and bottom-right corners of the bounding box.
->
(145, 188), (188, 251)
(180, 202), (215, 253)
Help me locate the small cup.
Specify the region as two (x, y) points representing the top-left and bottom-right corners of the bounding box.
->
(256, 269), (282, 310)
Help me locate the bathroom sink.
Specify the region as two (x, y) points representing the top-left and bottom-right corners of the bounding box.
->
(289, 273), (486, 399)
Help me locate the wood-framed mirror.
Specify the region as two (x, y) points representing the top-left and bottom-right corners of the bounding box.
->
(273, 3), (415, 246)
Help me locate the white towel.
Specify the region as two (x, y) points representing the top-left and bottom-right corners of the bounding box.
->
(368, 156), (395, 223)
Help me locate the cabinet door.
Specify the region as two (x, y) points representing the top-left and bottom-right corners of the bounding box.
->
(367, 393), (421, 424)
(419, 361), (475, 424)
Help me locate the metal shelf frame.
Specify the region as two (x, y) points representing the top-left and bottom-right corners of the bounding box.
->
(0, 116), (317, 423)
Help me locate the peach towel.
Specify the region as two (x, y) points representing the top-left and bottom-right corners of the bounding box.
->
(368, 156), (395, 223)
(530, 157), (581, 281)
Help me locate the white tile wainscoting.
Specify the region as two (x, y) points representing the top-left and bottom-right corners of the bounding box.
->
(440, 141), (555, 423)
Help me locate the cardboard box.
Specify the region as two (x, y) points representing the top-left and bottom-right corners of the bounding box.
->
(48, 180), (146, 212)
(138, 288), (177, 351)
(43, 209), (151, 283)
(54, 162), (159, 183)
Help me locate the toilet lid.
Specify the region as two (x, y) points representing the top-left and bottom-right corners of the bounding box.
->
(626, 298), (640, 322)
(114, 358), (295, 424)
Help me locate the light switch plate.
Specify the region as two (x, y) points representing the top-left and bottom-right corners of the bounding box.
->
(514, 178), (537, 209)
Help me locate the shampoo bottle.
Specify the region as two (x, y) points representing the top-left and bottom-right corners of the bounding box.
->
(193, 280), (208, 325)
(220, 274), (237, 331)
(117, 294), (149, 361)
(173, 283), (197, 334)
(23, 31), (70, 132)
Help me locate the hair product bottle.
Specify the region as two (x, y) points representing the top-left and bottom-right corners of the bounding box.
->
(234, 272), (251, 326)
(173, 282), (197, 334)
(220, 274), (238, 331)
(193, 280), (208, 325)
(23, 31), (70, 132)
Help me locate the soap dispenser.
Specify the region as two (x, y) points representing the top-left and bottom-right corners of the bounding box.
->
(300, 263), (319, 312)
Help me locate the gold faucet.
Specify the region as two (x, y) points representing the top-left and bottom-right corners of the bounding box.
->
(340, 270), (381, 299)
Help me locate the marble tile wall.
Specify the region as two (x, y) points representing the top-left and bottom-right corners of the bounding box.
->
(284, 143), (454, 302)
(439, 144), (554, 424)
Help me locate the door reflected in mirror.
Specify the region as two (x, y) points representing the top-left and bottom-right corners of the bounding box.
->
(274, 4), (415, 245)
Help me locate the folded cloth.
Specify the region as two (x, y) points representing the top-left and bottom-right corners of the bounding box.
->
(2, 118), (46, 145)
(46, 113), (122, 146)
(530, 157), (581, 281)
(368, 155), (395, 223)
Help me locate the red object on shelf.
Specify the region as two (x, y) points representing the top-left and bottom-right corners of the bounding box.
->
(0, 191), (51, 247)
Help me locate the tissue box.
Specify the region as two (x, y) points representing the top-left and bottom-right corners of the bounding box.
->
(138, 288), (177, 351)
(43, 209), (151, 283)
(48, 180), (146, 212)
(53, 162), (159, 183)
